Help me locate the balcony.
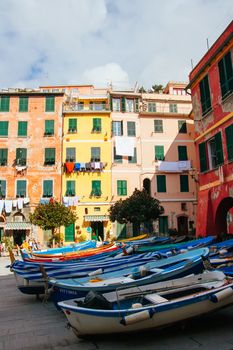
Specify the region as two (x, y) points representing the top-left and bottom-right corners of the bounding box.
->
(63, 102), (110, 113)
(141, 104), (191, 115)
(156, 160), (192, 172)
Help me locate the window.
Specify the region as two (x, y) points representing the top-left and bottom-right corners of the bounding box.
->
(112, 98), (121, 112)
(43, 180), (53, 197)
(127, 121), (136, 136)
(65, 223), (75, 242)
(159, 216), (168, 234)
(18, 121), (28, 137)
(117, 180), (127, 196)
(128, 148), (137, 163)
(207, 132), (224, 169)
(218, 51), (233, 99)
(178, 120), (187, 133)
(0, 180), (6, 198)
(16, 148), (27, 166)
(154, 120), (163, 133)
(16, 180), (26, 197)
(91, 180), (101, 197)
(157, 175), (166, 192)
(225, 124), (233, 161)
(66, 148), (76, 162)
(0, 121), (9, 136)
(178, 146), (188, 161)
(112, 121), (123, 136)
(90, 101), (106, 111)
(169, 104), (178, 113)
(148, 102), (156, 112)
(121, 97), (126, 112)
(68, 119), (77, 133)
(114, 147), (122, 163)
(181, 202), (187, 211)
(66, 180), (75, 196)
(180, 175), (189, 192)
(19, 96), (28, 112)
(0, 96), (10, 112)
(199, 142), (208, 173)
(44, 148), (55, 165)
(44, 120), (54, 136)
(91, 147), (100, 162)
(126, 99), (134, 112)
(155, 146), (164, 161)
(199, 75), (211, 115)
(45, 96), (55, 112)
(92, 118), (101, 132)
(0, 148), (8, 166)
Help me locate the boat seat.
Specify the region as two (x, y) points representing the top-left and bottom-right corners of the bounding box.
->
(144, 293), (168, 304)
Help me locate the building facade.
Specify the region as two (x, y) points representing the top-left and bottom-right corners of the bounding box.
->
(187, 21), (233, 237)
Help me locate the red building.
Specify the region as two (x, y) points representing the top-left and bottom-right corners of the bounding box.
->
(187, 21), (233, 237)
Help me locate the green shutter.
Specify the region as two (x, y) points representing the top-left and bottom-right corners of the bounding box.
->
(157, 175), (166, 192)
(93, 118), (101, 132)
(0, 121), (9, 136)
(128, 148), (137, 163)
(214, 132), (224, 165)
(18, 121), (28, 137)
(43, 180), (53, 197)
(117, 180), (127, 196)
(92, 180), (101, 196)
(0, 180), (6, 197)
(199, 75), (211, 115)
(180, 175), (189, 192)
(225, 124), (233, 161)
(159, 216), (168, 234)
(178, 120), (187, 133)
(68, 119), (77, 132)
(19, 96), (28, 112)
(178, 146), (188, 161)
(218, 51), (233, 98)
(121, 97), (126, 112)
(16, 148), (27, 165)
(199, 142), (208, 172)
(66, 147), (76, 162)
(66, 180), (75, 196)
(0, 148), (8, 165)
(127, 121), (136, 136)
(110, 97), (113, 111)
(114, 147), (122, 163)
(0, 96), (10, 112)
(45, 148), (55, 165)
(91, 147), (100, 161)
(117, 222), (126, 239)
(155, 146), (164, 160)
(45, 96), (55, 112)
(17, 180), (26, 197)
(135, 98), (139, 112)
(45, 120), (54, 135)
(65, 223), (75, 242)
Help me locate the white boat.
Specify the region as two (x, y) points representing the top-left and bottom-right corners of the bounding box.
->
(58, 271), (233, 337)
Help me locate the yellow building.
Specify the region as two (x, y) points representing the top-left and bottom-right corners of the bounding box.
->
(61, 86), (112, 242)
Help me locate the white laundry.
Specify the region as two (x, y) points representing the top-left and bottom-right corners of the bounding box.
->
(0, 200), (4, 215)
(68, 197), (74, 206)
(63, 197), (69, 207)
(4, 200), (13, 213)
(94, 162), (101, 170)
(13, 200), (18, 207)
(23, 197), (30, 204)
(73, 196), (79, 206)
(158, 161), (180, 172)
(17, 198), (24, 210)
(115, 136), (135, 157)
(178, 160), (191, 170)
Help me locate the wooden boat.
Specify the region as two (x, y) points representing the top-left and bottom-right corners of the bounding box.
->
(31, 240), (96, 256)
(50, 247), (209, 305)
(58, 270), (233, 337)
(117, 234), (148, 242)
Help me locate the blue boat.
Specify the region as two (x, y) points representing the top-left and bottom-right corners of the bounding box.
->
(29, 240), (97, 255)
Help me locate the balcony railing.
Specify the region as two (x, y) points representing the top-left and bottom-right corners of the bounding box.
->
(142, 104), (191, 115)
(63, 103), (109, 112)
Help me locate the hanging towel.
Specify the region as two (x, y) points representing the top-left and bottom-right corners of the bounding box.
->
(65, 162), (75, 174)
(74, 163), (81, 171)
(13, 200), (18, 207)
(23, 197), (30, 204)
(17, 198), (24, 209)
(40, 198), (50, 204)
(68, 197), (74, 206)
(80, 162), (86, 171)
(115, 136), (135, 156)
(63, 197), (69, 207)
(5, 200), (13, 213)
(94, 162), (101, 170)
(0, 200), (4, 215)
(178, 160), (191, 170)
(85, 162), (91, 171)
(73, 196), (79, 206)
(91, 162), (95, 170)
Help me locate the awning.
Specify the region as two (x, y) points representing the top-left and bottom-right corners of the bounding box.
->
(5, 222), (32, 231)
(84, 215), (109, 222)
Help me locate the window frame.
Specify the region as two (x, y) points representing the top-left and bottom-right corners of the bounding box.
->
(127, 121), (136, 136)
(91, 147), (101, 162)
(117, 180), (127, 196)
(18, 121), (28, 137)
(45, 95), (55, 112)
(66, 147), (76, 162)
(43, 180), (53, 198)
(218, 51), (233, 99)
(19, 96), (28, 112)
(16, 180), (27, 198)
(0, 148), (8, 166)
(199, 75), (212, 116)
(0, 121), (9, 137)
(44, 120), (54, 136)
(157, 175), (166, 193)
(154, 119), (163, 133)
(44, 148), (55, 165)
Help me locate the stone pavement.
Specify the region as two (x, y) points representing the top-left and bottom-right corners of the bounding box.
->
(1, 256), (233, 349)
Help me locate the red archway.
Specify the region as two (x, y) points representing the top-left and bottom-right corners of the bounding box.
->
(215, 197), (233, 237)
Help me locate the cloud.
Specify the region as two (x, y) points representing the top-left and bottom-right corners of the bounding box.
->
(0, 0), (232, 89)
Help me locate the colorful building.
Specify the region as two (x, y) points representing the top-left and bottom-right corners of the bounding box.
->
(187, 21), (233, 237)
(0, 88), (64, 245)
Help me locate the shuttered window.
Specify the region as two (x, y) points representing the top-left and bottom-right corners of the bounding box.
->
(180, 175), (189, 192)
(159, 216), (168, 234)
(199, 142), (208, 172)
(117, 180), (127, 196)
(66, 181), (75, 196)
(91, 147), (100, 162)
(128, 148), (137, 163)
(214, 132), (224, 166)
(19, 96), (28, 112)
(127, 121), (136, 136)
(66, 147), (76, 162)
(0, 149), (8, 166)
(16, 180), (26, 197)
(218, 51), (233, 99)
(68, 119), (77, 132)
(44, 148), (55, 165)
(18, 121), (28, 137)
(225, 124), (233, 161)
(0, 180), (6, 197)
(154, 120), (163, 133)
(65, 223), (75, 242)
(199, 75), (212, 115)
(157, 175), (166, 192)
(91, 180), (101, 197)
(16, 148), (27, 165)
(121, 97), (126, 112)
(169, 104), (177, 113)
(45, 120), (54, 136)
(0, 121), (9, 136)
(148, 102), (156, 112)
(45, 96), (55, 112)
(0, 96), (10, 112)
(155, 146), (164, 161)
(114, 147), (122, 163)
(43, 180), (53, 197)
(92, 118), (101, 132)
(178, 146), (188, 160)
(178, 120), (187, 133)
(112, 121), (123, 136)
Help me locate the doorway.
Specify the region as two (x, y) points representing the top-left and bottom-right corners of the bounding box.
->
(13, 230), (26, 246)
(215, 197), (233, 238)
(143, 178), (151, 196)
(91, 221), (104, 241)
(177, 216), (188, 236)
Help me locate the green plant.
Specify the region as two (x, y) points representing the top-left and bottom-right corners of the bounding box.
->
(1, 236), (14, 250)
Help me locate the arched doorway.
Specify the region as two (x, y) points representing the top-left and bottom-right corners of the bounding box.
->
(177, 216), (188, 236)
(143, 178), (151, 196)
(215, 197), (233, 238)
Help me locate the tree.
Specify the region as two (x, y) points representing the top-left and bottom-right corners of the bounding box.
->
(151, 84), (164, 93)
(29, 200), (78, 240)
(109, 189), (164, 235)
(138, 86), (146, 93)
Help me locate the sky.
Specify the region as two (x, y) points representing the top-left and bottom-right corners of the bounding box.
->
(0, 0), (232, 90)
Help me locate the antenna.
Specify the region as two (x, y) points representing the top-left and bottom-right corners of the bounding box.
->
(206, 38), (210, 50)
(191, 59), (194, 70)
